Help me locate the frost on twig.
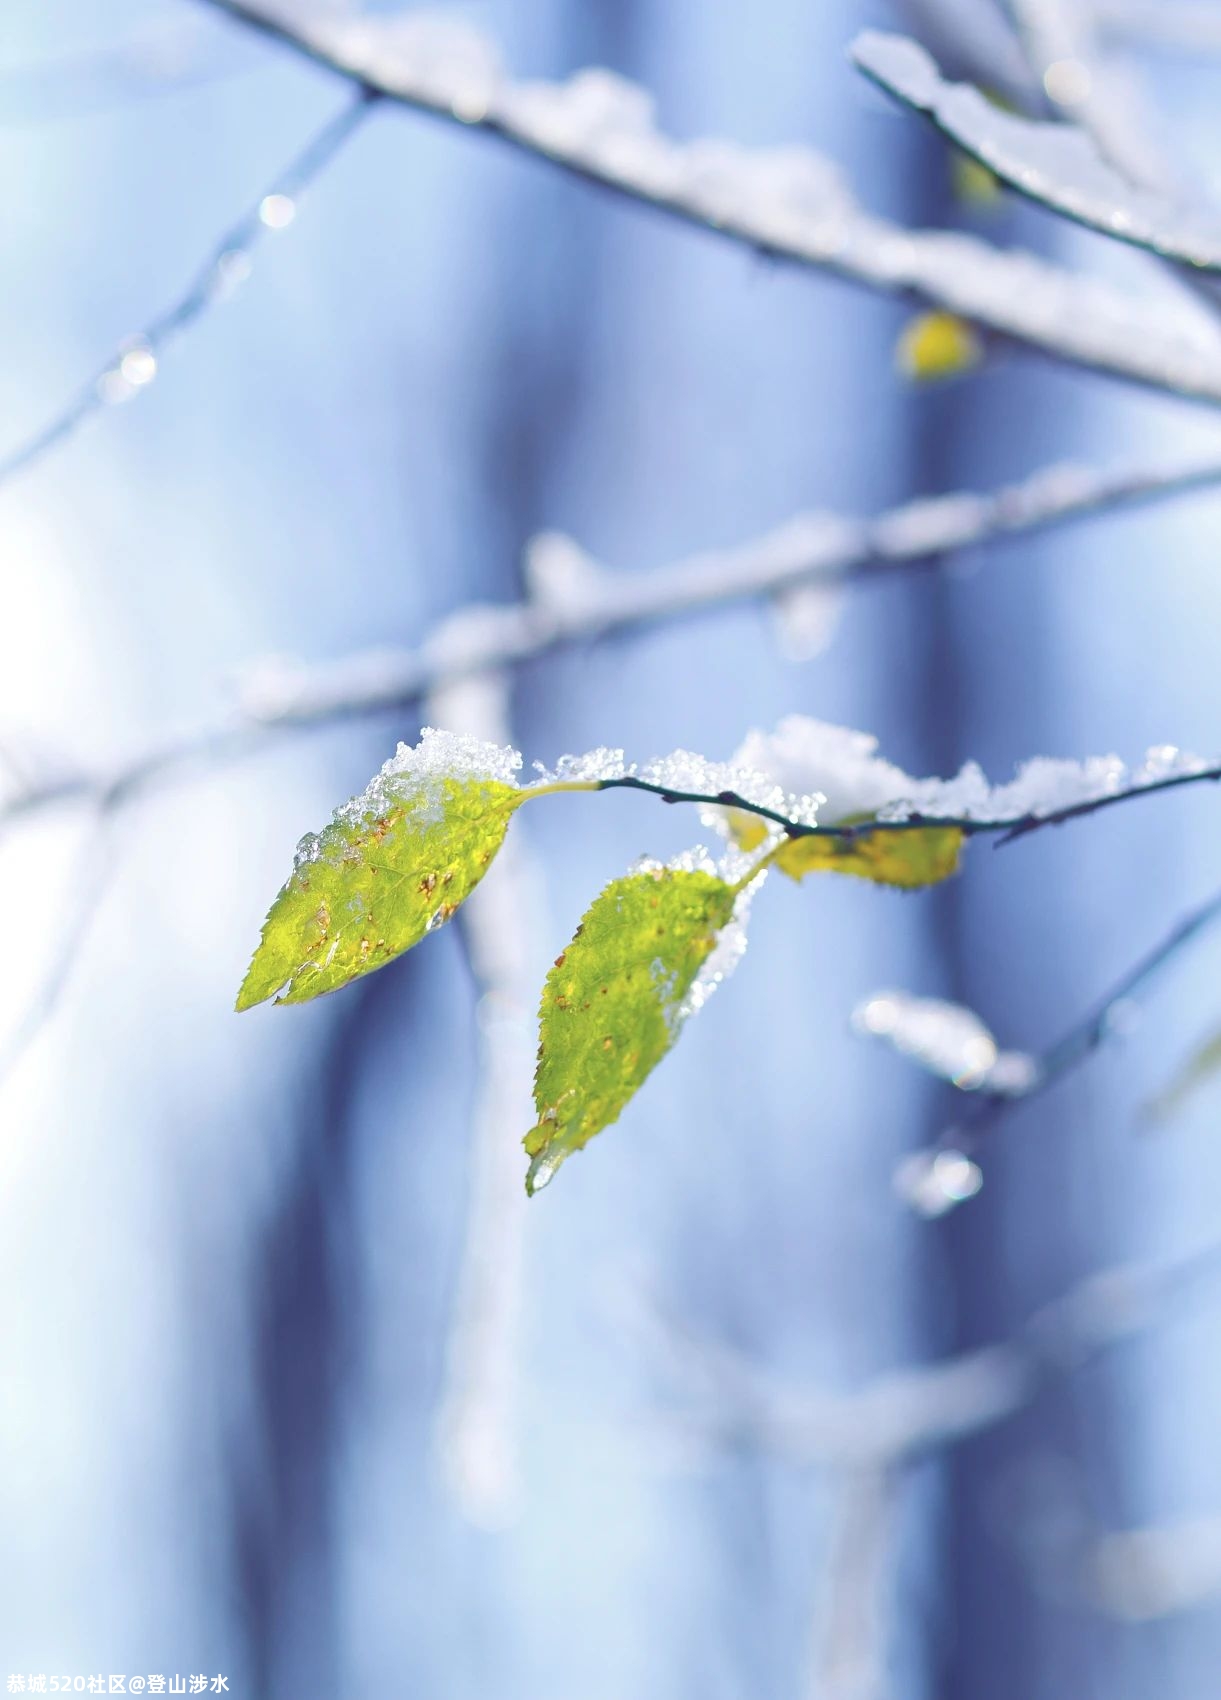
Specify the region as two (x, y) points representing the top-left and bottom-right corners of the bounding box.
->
(853, 30), (1221, 271)
(206, 0), (1221, 405)
(0, 90), (373, 493)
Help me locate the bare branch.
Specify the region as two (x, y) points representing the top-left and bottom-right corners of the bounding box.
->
(0, 802), (117, 1092)
(898, 884), (1221, 1202)
(5, 446), (1221, 830)
(811, 1467), (899, 1700)
(626, 1241), (1221, 1469)
(199, 0), (1221, 406)
(0, 89), (375, 491)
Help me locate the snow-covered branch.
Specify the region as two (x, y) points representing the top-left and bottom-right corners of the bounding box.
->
(199, 0), (1221, 406)
(594, 752), (1221, 847)
(5, 446), (1221, 831)
(853, 30), (1221, 271)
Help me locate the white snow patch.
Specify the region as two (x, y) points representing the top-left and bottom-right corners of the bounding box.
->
(854, 990), (1039, 1093)
(895, 1147), (984, 1217)
(854, 30), (1221, 271)
(295, 727), (521, 870)
(728, 716), (1213, 827)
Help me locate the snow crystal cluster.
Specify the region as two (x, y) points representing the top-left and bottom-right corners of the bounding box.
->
(530, 741), (820, 829)
(853, 30), (1221, 273)
(293, 727), (522, 870)
(726, 716), (1213, 828)
(627, 848), (763, 1025)
(853, 990), (1039, 1094)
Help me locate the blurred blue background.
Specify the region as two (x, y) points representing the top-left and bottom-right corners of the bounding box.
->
(3, 1), (1221, 1695)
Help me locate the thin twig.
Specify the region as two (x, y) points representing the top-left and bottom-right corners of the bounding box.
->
(199, 0), (1221, 406)
(592, 764), (1221, 846)
(627, 1238), (1221, 1469)
(0, 802), (118, 1092)
(0, 88), (376, 491)
(4, 447), (1221, 830)
(934, 883), (1221, 1157)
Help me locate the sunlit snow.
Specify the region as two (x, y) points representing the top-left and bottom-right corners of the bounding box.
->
(853, 30), (1221, 271)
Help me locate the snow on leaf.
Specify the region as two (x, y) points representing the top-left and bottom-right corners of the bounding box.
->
(524, 866), (740, 1194)
(853, 29), (1221, 272)
(236, 730), (523, 1008)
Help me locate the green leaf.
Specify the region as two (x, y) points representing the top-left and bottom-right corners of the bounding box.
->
(524, 866), (739, 1193)
(237, 770), (521, 1009)
(773, 824), (963, 890)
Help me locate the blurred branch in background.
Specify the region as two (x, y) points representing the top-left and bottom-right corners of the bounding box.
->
(0, 798), (118, 1094)
(2, 449), (1220, 1147)
(623, 1240), (1221, 1683)
(0, 86), (375, 490)
(892, 883), (1221, 1214)
(811, 1466), (899, 1700)
(621, 1242), (1221, 1470)
(197, 0), (1221, 406)
(0, 15), (262, 125)
(5, 446), (1221, 828)
(1093, 1), (1221, 56)
(427, 645), (539, 1528)
(1008, 0), (1181, 191)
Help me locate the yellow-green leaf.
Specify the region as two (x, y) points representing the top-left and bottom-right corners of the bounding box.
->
(1144, 1026), (1221, 1126)
(774, 825), (963, 890)
(237, 770), (520, 1009)
(951, 148), (1002, 206)
(896, 310), (983, 382)
(524, 867), (738, 1193)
